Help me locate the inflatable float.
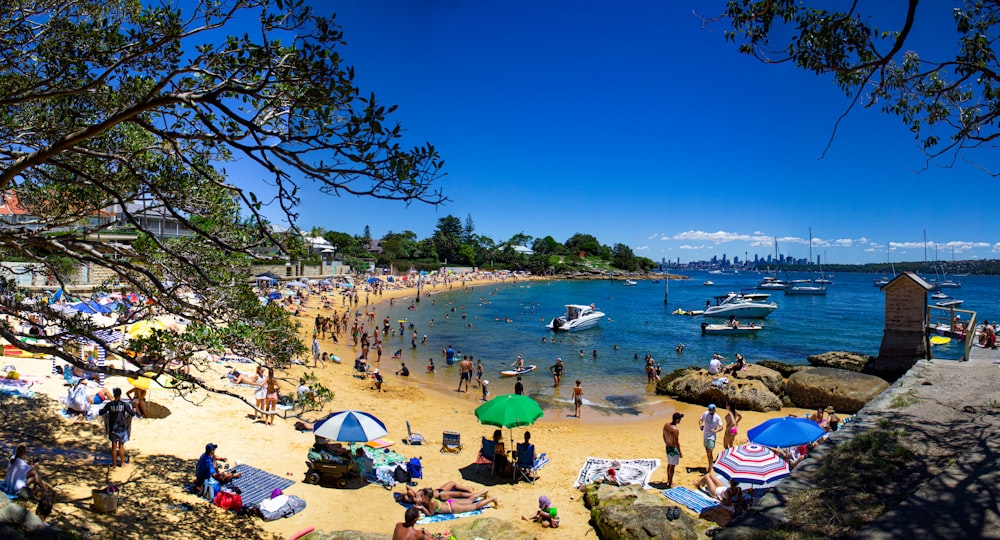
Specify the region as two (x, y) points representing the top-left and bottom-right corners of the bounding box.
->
(500, 365), (536, 377)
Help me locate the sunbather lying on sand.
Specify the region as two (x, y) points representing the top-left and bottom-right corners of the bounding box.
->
(413, 487), (498, 516)
(396, 482), (487, 504)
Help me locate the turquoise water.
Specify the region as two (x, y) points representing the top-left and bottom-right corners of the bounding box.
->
(376, 273), (1000, 412)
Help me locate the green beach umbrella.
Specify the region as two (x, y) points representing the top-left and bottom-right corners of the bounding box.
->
(475, 394), (544, 428)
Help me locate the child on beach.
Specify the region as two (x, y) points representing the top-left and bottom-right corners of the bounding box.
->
(522, 495), (559, 528)
(481, 379), (489, 401)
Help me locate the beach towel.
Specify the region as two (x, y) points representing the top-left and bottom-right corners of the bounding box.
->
(394, 494), (489, 525)
(573, 457), (660, 488)
(0, 379), (34, 399)
(661, 486), (720, 514)
(225, 464), (295, 510)
(365, 438), (395, 449)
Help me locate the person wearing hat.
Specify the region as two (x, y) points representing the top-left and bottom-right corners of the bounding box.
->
(372, 369), (384, 392)
(662, 411), (684, 488)
(195, 443), (241, 491)
(698, 403), (724, 470)
(522, 494), (559, 528)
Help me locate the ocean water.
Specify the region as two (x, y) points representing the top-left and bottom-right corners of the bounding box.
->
(374, 272), (1000, 413)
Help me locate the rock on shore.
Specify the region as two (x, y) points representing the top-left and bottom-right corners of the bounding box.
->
(786, 367), (889, 413)
(584, 483), (703, 540)
(807, 351), (875, 373)
(656, 367), (783, 412)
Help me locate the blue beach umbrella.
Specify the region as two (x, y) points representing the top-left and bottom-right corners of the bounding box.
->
(313, 410), (388, 443)
(747, 416), (826, 448)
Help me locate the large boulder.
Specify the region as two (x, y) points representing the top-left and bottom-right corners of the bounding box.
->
(732, 364), (784, 395)
(807, 351), (875, 373)
(662, 370), (782, 412)
(786, 367), (889, 413)
(449, 517), (536, 540)
(755, 360), (803, 378)
(655, 367), (699, 395)
(583, 483), (701, 540)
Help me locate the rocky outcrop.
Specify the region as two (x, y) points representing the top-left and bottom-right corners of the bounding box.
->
(731, 364), (784, 395)
(654, 367), (699, 394)
(584, 483), (703, 540)
(449, 517), (536, 540)
(755, 360), (803, 378)
(807, 351), (875, 373)
(786, 367), (889, 413)
(661, 369), (782, 412)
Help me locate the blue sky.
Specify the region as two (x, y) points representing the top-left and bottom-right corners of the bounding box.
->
(233, 1), (999, 264)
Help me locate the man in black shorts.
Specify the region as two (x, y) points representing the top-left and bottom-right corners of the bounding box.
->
(457, 357), (473, 392)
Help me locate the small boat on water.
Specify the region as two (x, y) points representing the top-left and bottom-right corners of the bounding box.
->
(701, 322), (763, 335)
(500, 365), (536, 377)
(936, 299), (965, 308)
(873, 276), (891, 287)
(931, 292), (949, 300)
(785, 281), (827, 296)
(703, 280), (714, 286)
(672, 308), (704, 316)
(757, 276), (788, 290)
(547, 304), (605, 332)
(623, 280), (638, 286)
(703, 293), (778, 319)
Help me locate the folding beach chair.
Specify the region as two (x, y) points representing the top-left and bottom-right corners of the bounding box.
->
(474, 437), (497, 477)
(440, 431), (463, 454)
(514, 443), (538, 484)
(403, 420), (426, 445)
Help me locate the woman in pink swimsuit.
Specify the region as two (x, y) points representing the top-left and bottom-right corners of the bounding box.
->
(723, 400), (742, 449)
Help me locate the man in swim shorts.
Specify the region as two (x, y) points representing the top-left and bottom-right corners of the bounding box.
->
(699, 404), (724, 470)
(457, 357), (473, 392)
(549, 358), (564, 387)
(662, 412), (683, 488)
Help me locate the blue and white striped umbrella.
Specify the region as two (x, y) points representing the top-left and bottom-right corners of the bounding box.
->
(713, 443), (790, 487)
(313, 410), (388, 443)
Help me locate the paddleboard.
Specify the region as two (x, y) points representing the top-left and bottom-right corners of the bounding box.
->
(500, 365), (536, 377)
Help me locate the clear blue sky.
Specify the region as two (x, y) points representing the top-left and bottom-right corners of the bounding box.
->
(235, 1), (999, 264)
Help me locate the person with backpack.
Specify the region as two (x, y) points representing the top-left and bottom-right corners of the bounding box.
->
(98, 388), (135, 467)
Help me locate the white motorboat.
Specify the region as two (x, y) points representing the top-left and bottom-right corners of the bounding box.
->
(623, 280), (638, 286)
(703, 280), (714, 286)
(931, 292), (949, 300)
(873, 276), (891, 287)
(702, 293), (778, 319)
(785, 281), (827, 296)
(547, 304), (605, 332)
(936, 279), (962, 289)
(701, 322), (763, 335)
(757, 276), (788, 290)
(936, 299), (965, 308)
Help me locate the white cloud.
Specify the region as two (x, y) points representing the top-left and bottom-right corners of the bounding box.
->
(672, 230), (773, 245)
(635, 245), (649, 251)
(833, 238), (853, 247)
(679, 244), (707, 250)
(647, 232), (661, 240)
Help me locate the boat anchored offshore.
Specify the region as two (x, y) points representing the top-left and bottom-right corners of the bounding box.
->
(701, 322), (763, 335)
(547, 304), (605, 332)
(703, 293), (778, 319)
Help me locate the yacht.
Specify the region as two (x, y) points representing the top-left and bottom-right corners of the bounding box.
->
(702, 293), (778, 319)
(757, 276), (788, 290)
(785, 280), (827, 296)
(547, 304), (605, 332)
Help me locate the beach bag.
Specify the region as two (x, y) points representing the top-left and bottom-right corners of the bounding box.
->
(392, 464), (411, 484)
(213, 490), (243, 511)
(258, 494), (307, 521)
(406, 458), (423, 480)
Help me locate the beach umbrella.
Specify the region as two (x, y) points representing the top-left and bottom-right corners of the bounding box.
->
(267, 291), (282, 300)
(747, 416), (826, 448)
(712, 443), (790, 488)
(127, 319), (165, 338)
(475, 394), (544, 428)
(286, 281), (308, 288)
(126, 372), (178, 391)
(313, 410), (388, 443)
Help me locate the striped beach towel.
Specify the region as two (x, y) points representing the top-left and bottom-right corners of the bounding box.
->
(661, 486), (720, 514)
(226, 464), (295, 509)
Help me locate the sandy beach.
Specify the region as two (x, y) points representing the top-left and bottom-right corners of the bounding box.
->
(1, 276), (810, 539)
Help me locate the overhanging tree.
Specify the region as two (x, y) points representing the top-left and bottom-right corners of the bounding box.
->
(718, 1), (1000, 169)
(0, 0), (445, 406)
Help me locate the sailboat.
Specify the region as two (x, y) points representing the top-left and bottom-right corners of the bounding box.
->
(873, 243), (896, 287)
(815, 249), (834, 284)
(786, 228), (827, 296)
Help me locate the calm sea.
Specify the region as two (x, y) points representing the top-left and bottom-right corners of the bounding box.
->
(374, 272), (1000, 413)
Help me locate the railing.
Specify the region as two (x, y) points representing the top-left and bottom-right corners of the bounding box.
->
(927, 305), (977, 361)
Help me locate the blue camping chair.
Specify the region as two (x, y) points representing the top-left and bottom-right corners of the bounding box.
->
(514, 443), (538, 484)
(475, 437), (498, 477)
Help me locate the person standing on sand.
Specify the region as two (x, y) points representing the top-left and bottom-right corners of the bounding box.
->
(475, 358), (484, 388)
(572, 380), (584, 418)
(98, 388), (135, 467)
(481, 379), (490, 401)
(457, 357), (473, 393)
(549, 358), (564, 387)
(311, 335), (322, 368)
(723, 401), (742, 449)
(662, 412), (683, 488)
(514, 376), (524, 395)
(699, 404), (724, 470)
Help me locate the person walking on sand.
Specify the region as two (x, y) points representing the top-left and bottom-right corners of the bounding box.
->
(572, 380), (584, 418)
(475, 358), (484, 388)
(699, 403), (724, 470)
(549, 358), (564, 387)
(312, 335), (323, 368)
(457, 356), (473, 393)
(662, 411), (683, 488)
(98, 388), (135, 467)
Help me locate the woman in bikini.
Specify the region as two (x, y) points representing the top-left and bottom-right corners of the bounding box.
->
(397, 482), (487, 504)
(414, 488), (498, 516)
(723, 400), (742, 449)
(264, 368), (280, 426)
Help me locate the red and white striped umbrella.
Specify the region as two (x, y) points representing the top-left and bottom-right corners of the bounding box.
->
(713, 443), (790, 487)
